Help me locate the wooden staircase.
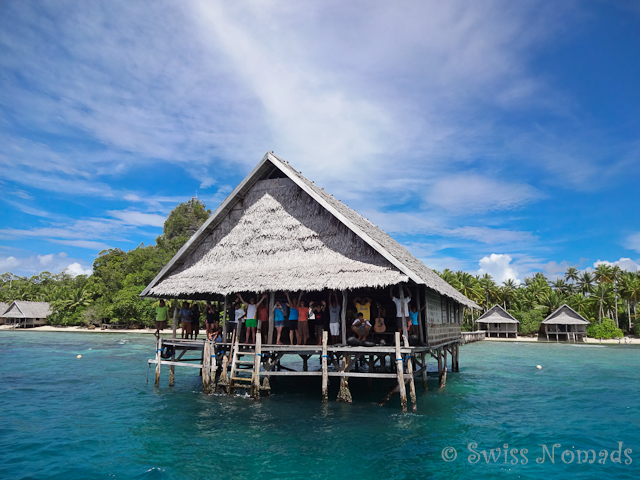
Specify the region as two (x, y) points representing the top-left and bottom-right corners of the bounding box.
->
(228, 331), (262, 398)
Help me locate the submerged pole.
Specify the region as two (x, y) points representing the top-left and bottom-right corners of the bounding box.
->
(222, 294), (228, 341)
(321, 331), (329, 402)
(395, 332), (407, 411)
(155, 338), (162, 387)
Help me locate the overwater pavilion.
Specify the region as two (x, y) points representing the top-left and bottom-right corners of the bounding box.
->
(476, 305), (519, 338)
(542, 304), (588, 342)
(142, 152), (479, 410)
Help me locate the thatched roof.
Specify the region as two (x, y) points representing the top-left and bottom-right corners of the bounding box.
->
(0, 302), (8, 316)
(476, 304), (519, 324)
(142, 152), (478, 308)
(2, 301), (52, 319)
(542, 304), (589, 325)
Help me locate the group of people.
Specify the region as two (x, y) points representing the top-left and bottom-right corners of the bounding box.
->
(153, 285), (425, 344)
(154, 299), (222, 342)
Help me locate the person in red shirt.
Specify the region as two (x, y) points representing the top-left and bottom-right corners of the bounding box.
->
(256, 294), (269, 343)
(297, 300), (310, 345)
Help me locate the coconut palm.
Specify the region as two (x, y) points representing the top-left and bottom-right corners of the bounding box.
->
(565, 266), (579, 285)
(577, 271), (595, 296)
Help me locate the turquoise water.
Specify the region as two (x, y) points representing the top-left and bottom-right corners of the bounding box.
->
(0, 333), (638, 479)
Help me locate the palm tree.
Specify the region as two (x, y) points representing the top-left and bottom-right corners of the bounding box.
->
(565, 267), (579, 285)
(577, 272), (595, 296)
(594, 264), (613, 323)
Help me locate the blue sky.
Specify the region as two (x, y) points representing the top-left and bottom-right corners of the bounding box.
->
(1, 1), (639, 283)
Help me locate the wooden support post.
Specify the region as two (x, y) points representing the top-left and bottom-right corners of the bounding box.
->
(422, 352), (428, 390)
(336, 355), (353, 402)
(416, 285), (424, 344)
(402, 332), (417, 411)
(423, 289), (430, 345)
(252, 331), (262, 399)
(154, 338), (162, 387)
(222, 294), (228, 341)
(172, 299), (178, 339)
(218, 355), (229, 391)
(439, 349), (447, 388)
(202, 341), (211, 393)
(321, 331), (328, 402)
(267, 291), (275, 345)
(400, 285), (409, 343)
(395, 332), (407, 412)
(211, 344), (218, 390)
(301, 355), (309, 372)
(169, 349), (175, 387)
(341, 290), (348, 345)
(367, 355), (375, 390)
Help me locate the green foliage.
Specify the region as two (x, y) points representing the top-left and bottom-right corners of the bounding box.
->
(0, 199), (211, 327)
(587, 319), (624, 339)
(512, 309), (545, 336)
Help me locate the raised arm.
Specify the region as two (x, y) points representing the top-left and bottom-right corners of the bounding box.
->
(390, 286), (395, 299)
(352, 296), (360, 307)
(297, 291), (303, 304)
(285, 292), (292, 304)
(364, 297), (372, 304)
(236, 293), (247, 305)
(257, 294), (268, 306)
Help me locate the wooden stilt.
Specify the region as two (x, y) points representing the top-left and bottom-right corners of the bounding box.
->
(402, 333), (417, 411)
(301, 355), (310, 372)
(252, 331), (262, 399)
(341, 290), (348, 345)
(416, 285), (424, 344)
(211, 344), (218, 390)
(154, 338), (162, 387)
(202, 341), (211, 393)
(395, 332), (407, 411)
(222, 294), (228, 341)
(439, 364), (447, 389)
(422, 352), (428, 391)
(321, 331), (329, 402)
(218, 355), (229, 391)
(336, 355), (353, 402)
(399, 285), (409, 343)
(267, 291), (275, 345)
(367, 355), (374, 390)
(169, 349), (175, 387)
(172, 299), (178, 339)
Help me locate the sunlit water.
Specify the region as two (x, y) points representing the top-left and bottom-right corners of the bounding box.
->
(0, 332), (638, 479)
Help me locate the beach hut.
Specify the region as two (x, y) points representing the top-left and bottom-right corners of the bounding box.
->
(142, 152), (479, 408)
(0, 302), (8, 324)
(475, 305), (519, 338)
(1, 301), (52, 328)
(542, 304), (588, 342)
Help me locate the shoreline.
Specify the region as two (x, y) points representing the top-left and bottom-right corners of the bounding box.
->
(1, 325), (637, 344)
(482, 336), (637, 345)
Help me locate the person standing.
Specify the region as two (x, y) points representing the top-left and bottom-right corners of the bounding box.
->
(391, 286), (411, 333)
(285, 292), (302, 346)
(328, 291), (341, 345)
(237, 293), (259, 344)
(179, 302), (192, 339)
(190, 302), (200, 340)
(154, 299), (170, 339)
(314, 300), (327, 345)
(205, 301), (218, 341)
(229, 301), (244, 340)
(353, 296), (372, 322)
(256, 294), (269, 343)
(273, 300), (286, 345)
(297, 300), (310, 345)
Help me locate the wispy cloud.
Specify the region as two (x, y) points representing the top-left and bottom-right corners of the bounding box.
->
(108, 210), (166, 227)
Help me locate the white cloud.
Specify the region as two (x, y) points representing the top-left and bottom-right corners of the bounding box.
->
(478, 253), (521, 283)
(0, 256), (21, 272)
(38, 253), (54, 266)
(52, 240), (112, 251)
(64, 262), (93, 277)
(594, 258), (640, 272)
(425, 174), (542, 213)
(625, 233), (640, 254)
(108, 210), (166, 227)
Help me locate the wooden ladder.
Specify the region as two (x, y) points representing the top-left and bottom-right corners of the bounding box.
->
(228, 333), (262, 398)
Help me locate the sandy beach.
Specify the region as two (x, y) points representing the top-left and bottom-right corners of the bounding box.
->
(483, 336), (637, 345)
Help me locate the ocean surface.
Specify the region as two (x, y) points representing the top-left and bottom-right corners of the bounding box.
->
(0, 332), (638, 479)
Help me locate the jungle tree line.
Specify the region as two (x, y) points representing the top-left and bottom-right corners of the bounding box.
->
(0, 199), (211, 327)
(435, 265), (639, 337)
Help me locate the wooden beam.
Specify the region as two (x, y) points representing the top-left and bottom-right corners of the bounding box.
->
(395, 332), (407, 411)
(321, 331), (328, 402)
(341, 290), (348, 345)
(267, 291), (275, 345)
(416, 285), (424, 344)
(222, 295), (228, 341)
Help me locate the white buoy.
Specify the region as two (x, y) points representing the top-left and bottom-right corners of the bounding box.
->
(536, 365), (542, 370)
(77, 354), (82, 359)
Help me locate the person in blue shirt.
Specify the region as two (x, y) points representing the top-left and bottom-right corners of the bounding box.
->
(179, 302), (192, 339)
(273, 300), (286, 345)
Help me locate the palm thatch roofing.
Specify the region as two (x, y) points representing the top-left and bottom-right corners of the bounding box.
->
(2, 301), (52, 319)
(142, 152), (478, 308)
(0, 302), (8, 316)
(475, 304), (519, 324)
(542, 304), (589, 325)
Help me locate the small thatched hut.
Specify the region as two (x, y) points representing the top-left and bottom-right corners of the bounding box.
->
(542, 304), (588, 342)
(142, 152), (478, 348)
(475, 305), (519, 338)
(1, 301), (52, 327)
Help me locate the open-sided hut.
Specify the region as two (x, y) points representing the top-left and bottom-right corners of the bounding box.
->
(475, 305), (519, 338)
(1, 301), (51, 327)
(542, 304), (588, 342)
(142, 152), (479, 408)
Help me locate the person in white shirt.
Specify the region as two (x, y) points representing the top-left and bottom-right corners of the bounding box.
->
(390, 286), (411, 332)
(237, 293), (263, 344)
(351, 312), (371, 341)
